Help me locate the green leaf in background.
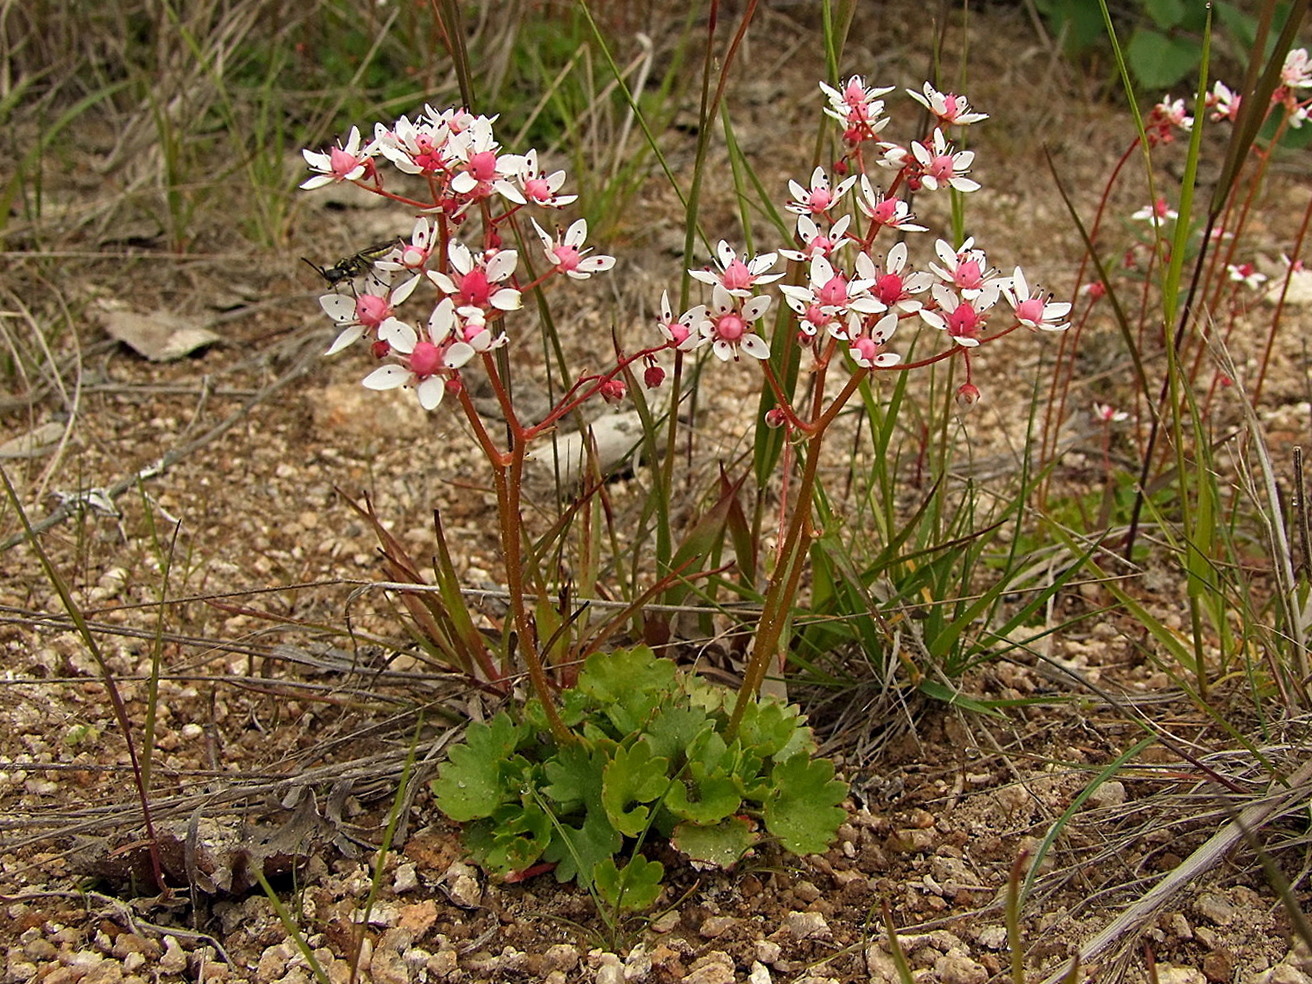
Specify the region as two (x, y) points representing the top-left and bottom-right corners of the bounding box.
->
(430, 712), (522, 821)
(1144, 0), (1186, 29)
(672, 816), (758, 867)
(763, 755), (847, 856)
(736, 697), (802, 758)
(602, 739), (670, 836)
(594, 855), (665, 912)
(1128, 27), (1201, 88)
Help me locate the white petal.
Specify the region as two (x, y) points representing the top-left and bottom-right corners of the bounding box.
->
(565, 218), (588, 246)
(363, 364), (411, 391)
(743, 295), (772, 320)
(490, 288), (522, 311)
(391, 274), (420, 306)
(445, 341), (477, 367)
(740, 334), (771, 360)
(325, 325), (364, 356)
(486, 250), (518, 282)
(416, 377), (446, 410)
(712, 339), (733, 361)
(379, 319), (417, 353)
(320, 293), (356, 322)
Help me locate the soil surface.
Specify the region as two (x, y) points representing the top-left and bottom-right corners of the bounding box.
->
(3, 4), (1312, 984)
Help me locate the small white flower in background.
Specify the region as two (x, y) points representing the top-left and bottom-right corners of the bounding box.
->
(780, 213), (852, 263)
(1093, 402), (1128, 424)
(786, 166), (858, 216)
(919, 284), (999, 348)
(906, 82), (988, 126)
(699, 285), (772, 362)
(531, 218), (615, 280)
(867, 241), (932, 312)
(375, 218), (435, 279)
(846, 312), (901, 368)
(1154, 96), (1194, 132)
(857, 176), (927, 232)
(689, 241), (784, 297)
(929, 238), (1009, 299)
(1227, 263), (1268, 290)
(300, 126), (373, 189)
(1207, 81), (1241, 122)
(363, 299), (477, 410)
(819, 76), (894, 135)
(321, 275), (419, 356)
(512, 150), (578, 208)
(373, 114), (450, 176)
(909, 129), (980, 192)
(779, 252), (883, 337)
(427, 241), (522, 313)
(1005, 267), (1071, 332)
(655, 291), (708, 352)
(1131, 198), (1179, 227)
(1282, 48), (1312, 88)
(447, 116), (526, 203)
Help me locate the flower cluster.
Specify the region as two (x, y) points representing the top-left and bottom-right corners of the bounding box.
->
(642, 80), (1064, 412)
(302, 109), (614, 411)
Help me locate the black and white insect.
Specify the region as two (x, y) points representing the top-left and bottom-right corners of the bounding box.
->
(302, 239), (401, 287)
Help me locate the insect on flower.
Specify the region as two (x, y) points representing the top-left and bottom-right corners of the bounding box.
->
(302, 238), (403, 288)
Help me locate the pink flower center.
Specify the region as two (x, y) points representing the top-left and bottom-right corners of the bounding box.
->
(721, 258), (754, 292)
(870, 198), (898, 225)
(525, 176), (552, 203)
(817, 274), (849, 308)
(942, 94), (960, 118)
(874, 273), (904, 305)
(947, 303), (982, 337)
(329, 146), (361, 178)
(665, 322), (691, 346)
(355, 294), (390, 328)
(953, 258), (984, 290)
(852, 337), (880, 363)
(455, 269), (491, 308)
(805, 188), (833, 213)
(927, 153), (956, 184)
(716, 312), (747, 342)
(467, 150), (499, 182)
(804, 303), (827, 330)
(1016, 298), (1046, 325)
(552, 245), (583, 273)
(410, 341), (442, 377)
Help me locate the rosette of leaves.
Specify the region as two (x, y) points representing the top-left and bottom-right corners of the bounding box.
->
(430, 646), (847, 910)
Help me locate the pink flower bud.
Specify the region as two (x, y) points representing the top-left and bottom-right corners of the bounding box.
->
(371, 339), (391, 360)
(600, 378), (627, 404)
(764, 407), (788, 428)
(644, 364), (666, 389)
(955, 382), (981, 410)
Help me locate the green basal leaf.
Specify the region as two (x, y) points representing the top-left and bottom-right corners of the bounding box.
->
(665, 772), (741, 825)
(579, 646), (677, 704)
(644, 703), (712, 761)
(542, 738), (606, 813)
(545, 811), (623, 887)
(602, 739), (670, 836)
(431, 712), (524, 821)
(672, 816), (758, 868)
(763, 755), (847, 856)
(595, 855), (665, 912)
(736, 697), (803, 758)
(466, 799), (553, 876)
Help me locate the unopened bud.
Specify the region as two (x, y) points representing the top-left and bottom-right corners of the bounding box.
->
(600, 378), (627, 405)
(955, 382), (981, 410)
(764, 407), (788, 428)
(644, 363), (666, 389)
(370, 339), (391, 360)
